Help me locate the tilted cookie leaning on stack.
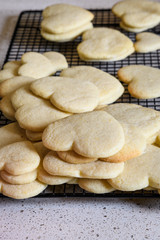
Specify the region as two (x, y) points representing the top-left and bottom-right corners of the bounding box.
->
(112, 0), (160, 32)
(41, 4), (94, 42)
(77, 27), (134, 61)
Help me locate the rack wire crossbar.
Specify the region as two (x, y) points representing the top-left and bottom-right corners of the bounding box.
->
(1, 10), (160, 198)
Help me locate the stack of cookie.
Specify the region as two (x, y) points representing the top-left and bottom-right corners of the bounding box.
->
(112, 0), (160, 32)
(39, 103), (160, 194)
(1, 103), (160, 198)
(0, 123), (76, 199)
(41, 4), (94, 42)
(0, 65), (124, 140)
(0, 124), (47, 199)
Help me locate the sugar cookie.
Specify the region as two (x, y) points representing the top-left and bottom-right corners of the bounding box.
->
(18, 52), (68, 78)
(60, 66), (124, 105)
(134, 32), (160, 53)
(41, 22), (93, 42)
(0, 177), (47, 199)
(30, 77), (100, 113)
(77, 28), (134, 61)
(41, 4), (94, 34)
(42, 111), (125, 158)
(109, 145), (160, 191)
(43, 151), (124, 179)
(0, 141), (40, 175)
(118, 65), (160, 99)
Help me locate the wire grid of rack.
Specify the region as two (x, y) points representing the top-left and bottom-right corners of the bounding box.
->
(0, 9), (160, 198)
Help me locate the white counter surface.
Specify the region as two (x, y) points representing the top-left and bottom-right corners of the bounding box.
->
(0, 1), (160, 239)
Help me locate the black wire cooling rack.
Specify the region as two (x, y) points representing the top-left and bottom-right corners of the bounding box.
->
(1, 9), (160, 198)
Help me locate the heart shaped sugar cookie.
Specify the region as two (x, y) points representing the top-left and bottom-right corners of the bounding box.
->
(104, 103), (160, 141)
(41, 22), (93, 42)
(0, 177), (47, 199)
(41, 4), (94, 34)
(43, 151), (124, 179)
(99, 103), (160, 162)
(108, 145), (160, 191)
(30, 77), (100, 113)
(135, 32), (160, 53)
(0, 141), (40, 175)
(77, 28), (134, 61)
(118, 65), (160, 99)
(0, 169), (37, 185)
(18, 52), (68, 78)
(60, 66), (124, 106)
(42, 111), (125, 158)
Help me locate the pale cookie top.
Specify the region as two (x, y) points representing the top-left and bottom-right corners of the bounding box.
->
(60, 66), (124, 105)
(103, 103), (160, 140)
(18, 52), (68, 78)
(42, 111), (125, 158)
(30, 76), (100, 113)
(0, 61), (21, 83)
(41, 4), (94, 34)
(0, 141), (40, 175)
(134, 32), (160, 53)
(43, 151), (124, 179)
(109, 145), (160, 191)
(77, 28), (134, 60)
(118, 65), (160, 99)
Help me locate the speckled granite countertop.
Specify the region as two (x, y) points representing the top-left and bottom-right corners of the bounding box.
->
(0, 1), (160, 239)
